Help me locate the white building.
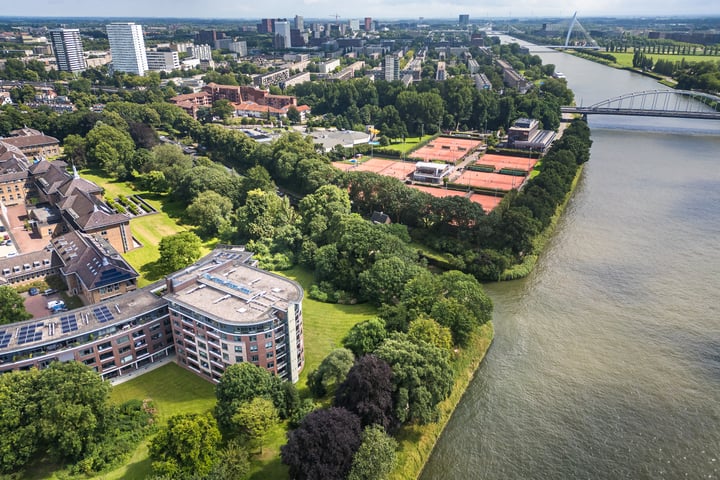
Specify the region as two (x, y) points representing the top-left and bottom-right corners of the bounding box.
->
(274, 21), (291, 49)
(106, 22), (148, 76)
(49, 28), (85, 73)
(229, 41), (247, 57)
(319, 58), (341, 74)
(383, 55), (399, 81)
(187, 44), (213, 61)
(349, 19), (360, 31)
(295, 15), (304, 31)
(146, 51), (180, 72)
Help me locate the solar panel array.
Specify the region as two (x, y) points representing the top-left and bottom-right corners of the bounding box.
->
(94, 305), (114, 323)
(0, 330), (11, 348)
(60, 314), (79, 334)
(17, 323), (44, 345)
(203, 273), (253, 295)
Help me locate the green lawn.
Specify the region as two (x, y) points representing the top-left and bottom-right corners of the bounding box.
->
(277, 267), (377, 394)
(606, 50), (720, 68)
(79, 169), (216, 286)
(379, 135), (434, 154)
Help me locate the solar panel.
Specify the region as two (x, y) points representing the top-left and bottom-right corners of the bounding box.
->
(0, 330), (10, 348)
(17, 323), (44, 345)
(93, 306), (114, 323)
(60, 314), (79, 334)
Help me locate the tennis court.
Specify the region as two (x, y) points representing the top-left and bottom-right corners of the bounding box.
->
(476, 154), (538, 173)
(332, 158), (416, 180)
(409, 185), (470, 199)
(455, 170), (525, 191)
(469, 194), (505, 212)
(411, 137), (483, 164)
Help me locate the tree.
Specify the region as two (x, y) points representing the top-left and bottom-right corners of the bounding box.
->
(281, 407), (362, 480)
(157, 231), (202, 274)
(149, 413), (221, 478)
(212, 99), (235, 121)
(308, 348), (355, 397)
(186, 190), (234, 237)
(334, 355), (396, 431)
(286, 105), (301, 124)
(407, 317), (453, 353)
(348, 425), (398, 480)
(215, 363), (294, 434)
(85, 123), (135, 179)
(0, 369), (40, 472)
(209, 440), (251, 480)
(231, 397), (278, 453)
(358, 256), (422, 306)
(342, 318), (388, 357)
(0, 286), (32, 325)
(375, 333), (454, 424)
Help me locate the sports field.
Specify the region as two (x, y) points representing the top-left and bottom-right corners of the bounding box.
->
(411, 137), (483, 164)
(455, 170), (525, 191)
(332, 158), (416, 181)
(476, 154), (538, 173)
(409, 185), (469, 198)
(469, 193), (505, 212)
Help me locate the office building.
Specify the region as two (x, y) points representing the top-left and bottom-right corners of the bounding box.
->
(383, 55), (399, 81)
(459, 14), (470, 26)
(294, 15), (304, 31)
(146, 50), (180, 72)
(49, 28), (85, 73)
(349, 19), (360, 31)
(229, 41), (247, 57)
(195, 29), (218, 45)
(257, 18), (274, 34)
(364, 17), (373, 31)
(106, 22), (148, 76)
(274, 21), (291, 49)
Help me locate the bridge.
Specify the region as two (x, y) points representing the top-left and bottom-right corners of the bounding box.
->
(561, 90), (720, 120)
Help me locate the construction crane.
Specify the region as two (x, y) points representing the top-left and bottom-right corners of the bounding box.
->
(330, 13), (341, 22)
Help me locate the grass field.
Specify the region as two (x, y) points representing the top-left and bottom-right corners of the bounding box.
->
(380, 135), (434, 154)
(610, 50), (720, 68)
(80, 169), (216, 286)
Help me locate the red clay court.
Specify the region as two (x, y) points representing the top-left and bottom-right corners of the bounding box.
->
(476, 153), (538, 173)
(410, 185), (469, 198)
(411, 137), (483, 164)
(469, 194), (505, 212)
(455, 170), (525, 192)
(332, 158), (416, 181)
(409, 186), (505, 212)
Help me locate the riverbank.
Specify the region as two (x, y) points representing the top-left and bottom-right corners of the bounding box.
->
(564, 49), (678, 87)
(390, 322), (494, 480)
(500, 163), (585, 280)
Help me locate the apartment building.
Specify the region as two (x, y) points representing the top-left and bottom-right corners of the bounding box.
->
(106, 22), (148, 76)
(48, 28), (85, 73)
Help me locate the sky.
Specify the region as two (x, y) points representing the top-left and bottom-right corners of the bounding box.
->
(2, 0), (719, 20)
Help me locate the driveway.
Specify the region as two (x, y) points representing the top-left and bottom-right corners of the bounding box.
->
(24, 292), (65, 319)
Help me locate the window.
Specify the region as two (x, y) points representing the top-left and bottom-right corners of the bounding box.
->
(265, 341), (273, 349)
(251, 355), (259, 362)
(249, 335), (257, 342)
(222, 343), (228, 350)
(249, 344), (258, 352)
(234, 345), (243, 352)
(266, 352), (274, 359)
(267, 362), (274, 368)
(235, 356), (244, 362)
(116, 335), (130, 345)
(265, 332), (273, 338)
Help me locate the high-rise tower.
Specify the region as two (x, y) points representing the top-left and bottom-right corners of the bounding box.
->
(49, 28), (85, 73)
(106, 22), (148, 76)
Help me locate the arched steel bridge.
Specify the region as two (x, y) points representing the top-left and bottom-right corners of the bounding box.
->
(561, 90), (720, 120)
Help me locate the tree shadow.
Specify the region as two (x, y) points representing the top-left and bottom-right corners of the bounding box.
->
(140, 260), (165, 283)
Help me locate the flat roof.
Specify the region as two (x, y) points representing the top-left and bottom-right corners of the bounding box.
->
(167, 249), (303, 325)
(0, 287), (167, 354)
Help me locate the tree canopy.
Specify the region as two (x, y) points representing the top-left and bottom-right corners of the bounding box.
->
(0, 286), (32, 325)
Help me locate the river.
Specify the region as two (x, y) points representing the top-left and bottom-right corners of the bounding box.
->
(421, 43), (720, 479)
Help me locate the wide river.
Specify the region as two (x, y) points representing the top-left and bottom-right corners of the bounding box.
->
(421, 43), (720, 479)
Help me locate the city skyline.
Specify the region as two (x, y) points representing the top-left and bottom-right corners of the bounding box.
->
(1, 0), (719, 20)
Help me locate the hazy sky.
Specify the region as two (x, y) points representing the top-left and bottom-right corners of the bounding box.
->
(3, 0), (719, 20)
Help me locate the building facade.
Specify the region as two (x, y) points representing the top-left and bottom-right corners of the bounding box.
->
(49, 28), (85, 73)
(146, 50), (180, 72)
(106, 22), (148, 76)
(0, 246), (305, 385)
(273, 21), (291, 49)
(383, 55), (399, 81)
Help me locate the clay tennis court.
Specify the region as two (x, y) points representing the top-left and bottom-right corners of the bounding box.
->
(411, 137), (483, 164)
(476, 154), (538, 173)
(409, 185), (470, 198)
(332, 158), (416, 180)
(469, 194), (505, 212)
(455, 170), (525, 191)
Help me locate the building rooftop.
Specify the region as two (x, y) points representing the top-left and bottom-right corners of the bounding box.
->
(166, 246), (303, 325)
(0, 287), (166, 354)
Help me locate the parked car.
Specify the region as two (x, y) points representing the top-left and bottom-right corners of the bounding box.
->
(0, 225), (5, 232)
(29, 287), (40, 296)
(47, 300), (65, 310)
(43, 288), (58, 296)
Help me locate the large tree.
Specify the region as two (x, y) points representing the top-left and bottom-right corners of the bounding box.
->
(185, 190), (234, 237)
(0, 286), (32, 325)
(157, 231), (202, 274)
(281, 407), (362, 480)
(342, 318), (388, 357)
(375, 333), (454, 424)
(149, 413), (221, 478)
(334, 355), (395, 431)
(231, 397), (278, 453)
(307, 348), (355, 397)
(348, 425), (398, 480)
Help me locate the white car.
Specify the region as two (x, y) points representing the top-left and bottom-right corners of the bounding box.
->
(47, 300), (65, 310)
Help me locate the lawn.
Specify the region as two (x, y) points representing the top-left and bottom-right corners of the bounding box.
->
(605, 50), (720, 69)
(79, 169), (216, 286)
(379, 135), (434, 154)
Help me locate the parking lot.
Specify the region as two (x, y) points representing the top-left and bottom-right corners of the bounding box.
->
(23, 290), (66, 319)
